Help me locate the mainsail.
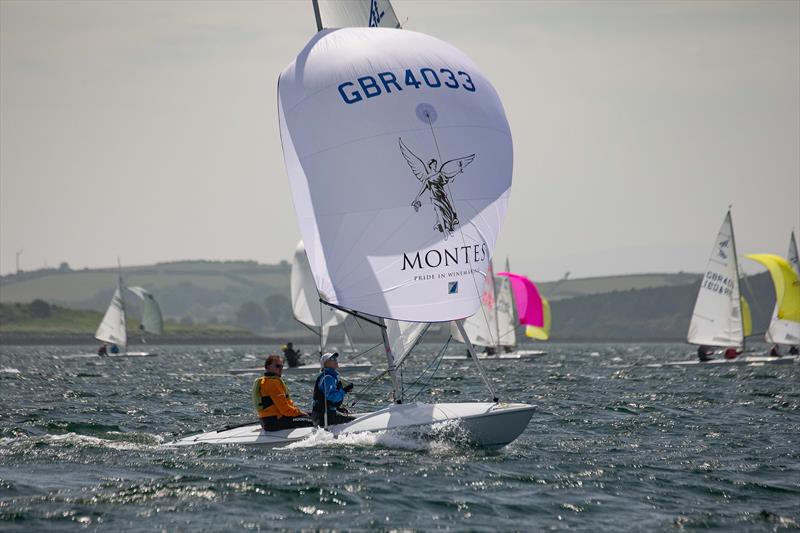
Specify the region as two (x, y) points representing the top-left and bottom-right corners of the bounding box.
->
(450, 263), (498, 347)
(687, 210), (745, 348)
(279, 28), (513, 322)
(313, 0), (401, 31)
(291, 241), (346, 350)
(95, 287), (127, 348)
(763, 233), (800, 345)
(127, 286), (164, 335)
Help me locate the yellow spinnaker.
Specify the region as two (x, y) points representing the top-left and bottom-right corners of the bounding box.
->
(746, 254), (800, 323)
(525, 297), (551, 340)
(741, 297), (752, 337)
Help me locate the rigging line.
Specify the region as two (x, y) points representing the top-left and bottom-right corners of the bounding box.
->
(408, 335), (451, 403)
(424, 112), (497, 347)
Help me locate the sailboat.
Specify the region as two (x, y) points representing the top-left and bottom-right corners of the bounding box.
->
(63, 267), (162, 359)
(447, 262), (545, 360)
(747, 249), (800, 360)
(761, 232), (800, 354)
(228, 241), (372, 376)
(649, 209), (786, 367)
(175, 23), (534, 448)
(496, 269), (548, 358)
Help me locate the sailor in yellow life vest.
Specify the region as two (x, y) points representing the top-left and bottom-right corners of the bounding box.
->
(252, 354), (314, 431)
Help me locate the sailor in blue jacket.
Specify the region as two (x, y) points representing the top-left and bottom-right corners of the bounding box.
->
(312, 352), (356, 427)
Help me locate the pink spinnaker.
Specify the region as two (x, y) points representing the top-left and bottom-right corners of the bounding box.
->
(497, 272), (544, 327)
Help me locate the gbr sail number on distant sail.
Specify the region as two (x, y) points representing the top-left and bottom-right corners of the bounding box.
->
(338, 67), (476, 104)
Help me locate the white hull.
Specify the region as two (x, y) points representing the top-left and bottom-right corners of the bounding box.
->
(228, 362), (372, 376)
(646, 355), (800, 368)
(59, 351), (157, 360)
(443, 350), (546, 361)
(170, 401), (535, 450)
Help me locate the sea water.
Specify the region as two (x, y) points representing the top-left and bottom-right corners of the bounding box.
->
(0, 343), (798, 531)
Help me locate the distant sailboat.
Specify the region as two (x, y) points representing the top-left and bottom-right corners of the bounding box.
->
(449, 262), (545, 360)
(748, 250), (800, 357)
(687, 209), (749, 353)
(74, 265), (162, 359)
(761, 232), (800, 352)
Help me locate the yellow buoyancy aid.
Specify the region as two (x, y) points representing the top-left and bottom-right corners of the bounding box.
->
(251, 375), (303, 419)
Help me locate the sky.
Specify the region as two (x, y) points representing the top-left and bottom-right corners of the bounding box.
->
(1, 1), (798, 281)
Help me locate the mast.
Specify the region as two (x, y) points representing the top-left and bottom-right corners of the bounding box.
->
(491, 261), (500, 350)
(379, 318), (402, 403)
(117, 258), (127, 354)
(505, 257), (519, 349)
(728, 207), (746, 351)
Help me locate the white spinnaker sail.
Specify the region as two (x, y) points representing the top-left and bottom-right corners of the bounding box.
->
(279, 28), (513, 322)
(313, 0), (401, 31)
(127, 286), (164, 335)
(451, 263), (497, 347)
(291, 241), (346, 342)
(687, 210), (744, 348)
(385, 320), (431, 368)
(766, 232), (800, 345)
(495, 272), (517, 347)
(95, 287), (127, 348)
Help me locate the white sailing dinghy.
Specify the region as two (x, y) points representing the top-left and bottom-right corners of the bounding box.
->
(228, 241), (372, 375)
(175, 25), (534, 448)
(63, 270), (162, 359)
(649, 209), (771, 368)
(762, 232), (800, 355)
(446, 262), (543, 361)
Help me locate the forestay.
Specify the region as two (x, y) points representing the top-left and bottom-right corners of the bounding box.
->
(127, 286), (164, 335)
(279, 28), (513, 322)
(95, 288), (127, 348)
(291, 241), (346, 347)
(687, 210), (744, 348)
(765, 233), (800, 345)
(313, 0), (401, 31)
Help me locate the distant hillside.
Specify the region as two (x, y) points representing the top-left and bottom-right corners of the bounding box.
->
(0, 260), (290, 327)
(548, 271), (774, 341)
(538, 272), (699, 301)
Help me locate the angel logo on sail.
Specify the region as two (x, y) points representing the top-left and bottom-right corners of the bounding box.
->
(399, 138), (475, 240)
(717, 239), (729, 260)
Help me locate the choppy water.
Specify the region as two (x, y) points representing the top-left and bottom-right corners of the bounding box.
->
(0, 342), (798, 531)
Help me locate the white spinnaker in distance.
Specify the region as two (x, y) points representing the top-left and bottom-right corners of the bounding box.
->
(313, 0), (401, 31)
(766, 232), (800, 346)
(495, 271), (517, 347)
(95, 287), (127, 348)
(291, 241), (346, 343)
(450, 263), (497, 347)
(279, 28), (513, 322)
(127, 286), (164, 335)
(687, 211), (744, 348)
(385, 320), (431, 368)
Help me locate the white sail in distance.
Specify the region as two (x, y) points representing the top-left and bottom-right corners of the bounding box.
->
(313, 0), (401, 31)
(687, 210), (744, 348)
(451, 263), (497, 347)
(291, 241), (346, 348)
(279, 28), (513, 322)
(95, 287), (127, 348)
(766, 231), (800, 346)
(127, 286), (164, 335)
(495, 271), (517, 347)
